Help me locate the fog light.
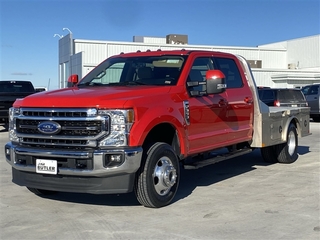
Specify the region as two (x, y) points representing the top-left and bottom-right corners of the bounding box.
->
(104, 154), (124, 168)
(5, 147), (11, 161)
(111, 155), (121, 162)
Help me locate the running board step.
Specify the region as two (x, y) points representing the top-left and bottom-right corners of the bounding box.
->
(183, 148), (253, 169)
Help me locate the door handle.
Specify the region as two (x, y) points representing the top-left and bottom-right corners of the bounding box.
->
(244, 97), (253, 104)
(218, 99), (228, 107)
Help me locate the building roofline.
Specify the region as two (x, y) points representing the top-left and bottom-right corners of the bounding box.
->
(73, 38), (287, 52)
(252, 68), (320, 73)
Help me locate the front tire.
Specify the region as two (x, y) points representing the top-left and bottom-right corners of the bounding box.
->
(134, 142), (180, 208)
(275, 124), (298, 163)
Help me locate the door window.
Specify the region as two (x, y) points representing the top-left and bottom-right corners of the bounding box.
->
(309, 85), (319, 95)
(187, 57), (214, 95)
(214, 58), (243, 88)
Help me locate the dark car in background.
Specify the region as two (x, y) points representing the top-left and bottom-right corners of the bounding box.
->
(0, 80), (36, 130)
(35, 87), (47, 92)
(258, 88), (308, 107)
(301, 84), (320, 122)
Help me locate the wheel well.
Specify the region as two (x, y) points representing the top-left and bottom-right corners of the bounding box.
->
(290, 119), (299, 136)
(143, 123), (180, 156)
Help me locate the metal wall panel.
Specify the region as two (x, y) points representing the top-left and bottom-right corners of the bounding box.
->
(105, 42), (286, 68)
(70, 52), (82, 76)
(287, 35), (320, 69)
(74, 40), (107, 66)
(59, 34), (73, 64)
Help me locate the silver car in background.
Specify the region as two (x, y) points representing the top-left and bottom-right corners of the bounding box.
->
(301, 84), (320, 122)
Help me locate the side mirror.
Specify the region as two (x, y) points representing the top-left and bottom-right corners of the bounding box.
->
(67, 74), (79, 87)
(206, 70), (227, 94)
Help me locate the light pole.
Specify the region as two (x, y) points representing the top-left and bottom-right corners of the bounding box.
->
(62, 28), (73, 89)
(53, 34), (63, 38)
(62, 28), (72, 34)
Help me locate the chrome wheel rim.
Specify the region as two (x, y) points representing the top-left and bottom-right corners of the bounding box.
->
(153, 157), (177, 196)
(287, 130), (296, 156)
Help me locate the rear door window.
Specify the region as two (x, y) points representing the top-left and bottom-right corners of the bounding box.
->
(260, 89), (275, 101)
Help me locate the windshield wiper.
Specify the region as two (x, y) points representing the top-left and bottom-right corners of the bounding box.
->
(77, 82), (104, 87)
(107, 81), (148, 86)
(125, 81), (147, 85)
(78, 80), (148, 87)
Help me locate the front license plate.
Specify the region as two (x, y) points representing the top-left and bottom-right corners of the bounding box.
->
(291, 104), (297, 107)
(36, 159), (57, 175)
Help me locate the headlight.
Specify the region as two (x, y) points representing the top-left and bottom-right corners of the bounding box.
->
(98, 109), (134, 147)
(9, 107), (20, 142)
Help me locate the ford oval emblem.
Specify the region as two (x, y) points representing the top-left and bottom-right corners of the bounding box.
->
(37, 121), (61, 135)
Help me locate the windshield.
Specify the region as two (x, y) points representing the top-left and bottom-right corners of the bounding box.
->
(278, 89), (305, 102)
(77, 55), (186, 87)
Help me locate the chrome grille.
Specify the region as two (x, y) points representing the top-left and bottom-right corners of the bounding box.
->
(22, 110), (88, 117)
(15, 108), (109, 148)
(17, 119), (102, 136)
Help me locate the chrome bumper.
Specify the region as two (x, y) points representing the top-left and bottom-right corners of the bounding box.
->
(5, 142), (143, 177)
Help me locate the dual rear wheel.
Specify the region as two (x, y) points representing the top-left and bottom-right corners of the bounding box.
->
(261, 124), (298, 164)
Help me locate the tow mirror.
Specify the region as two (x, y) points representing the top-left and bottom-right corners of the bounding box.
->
(67, 74), (79, 87)
(206, 70), (227, 94)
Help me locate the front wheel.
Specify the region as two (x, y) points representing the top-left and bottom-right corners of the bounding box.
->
(275, 124), (298, 164)
(134, 142), (180, 208)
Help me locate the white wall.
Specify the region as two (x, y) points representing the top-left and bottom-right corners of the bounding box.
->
(287, 35), (320, 69)
(59, 35), (320, 88)
(259, 35), (320, 69)
(74, 40), (287, 69)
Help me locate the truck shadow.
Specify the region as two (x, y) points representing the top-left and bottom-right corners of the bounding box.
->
(0, 128), (8, 133)
(42, 146), (310, 207)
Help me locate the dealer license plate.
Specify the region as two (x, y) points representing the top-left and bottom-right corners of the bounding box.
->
(36, 159), (57, 175)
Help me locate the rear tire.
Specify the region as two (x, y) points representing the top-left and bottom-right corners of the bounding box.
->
(261, 146), (277, 163)
(134, 142), (180, 208)
(27, 187), (57, 196)
(275, 124), (298, 164)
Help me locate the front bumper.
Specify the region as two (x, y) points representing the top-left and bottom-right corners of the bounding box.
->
(5, 142), (143, 194)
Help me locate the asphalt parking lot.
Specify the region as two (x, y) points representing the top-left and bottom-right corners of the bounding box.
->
(0, 123), (319, 240)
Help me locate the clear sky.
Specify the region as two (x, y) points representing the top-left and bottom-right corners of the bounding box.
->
(1, 0), (319, 90)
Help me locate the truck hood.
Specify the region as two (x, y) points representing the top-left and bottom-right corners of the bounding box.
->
(13, 86), (171, 108)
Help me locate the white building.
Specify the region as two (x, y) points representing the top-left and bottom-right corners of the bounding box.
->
(58, 34), (320, 89)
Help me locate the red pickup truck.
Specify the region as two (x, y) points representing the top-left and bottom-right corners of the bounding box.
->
(4, 50), (310, 208)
